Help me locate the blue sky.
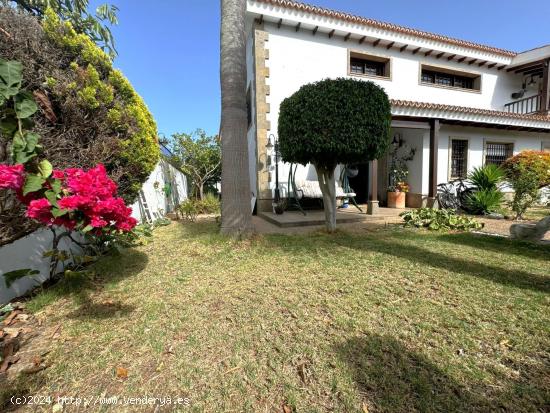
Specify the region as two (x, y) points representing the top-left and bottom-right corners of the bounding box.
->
(97, 0), (549, 138)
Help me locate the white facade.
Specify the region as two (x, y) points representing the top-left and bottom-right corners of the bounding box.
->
(131, 157), (188, 223)
(245, 0), (550, 209)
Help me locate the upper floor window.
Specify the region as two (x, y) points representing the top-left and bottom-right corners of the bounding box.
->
(421, 65), (480, 91)
(349, 52), (390, 79)
(485, 142), (513, 166)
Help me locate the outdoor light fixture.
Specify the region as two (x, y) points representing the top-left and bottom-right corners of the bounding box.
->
(392, 133), (403, 147)
(266, 134), (281, 208)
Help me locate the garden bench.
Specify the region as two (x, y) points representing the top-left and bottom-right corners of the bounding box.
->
(287, 164), (361, 214)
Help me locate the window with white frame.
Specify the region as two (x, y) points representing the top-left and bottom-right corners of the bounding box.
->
(485, 142), (514, 166)
(450, 139), (468, 179)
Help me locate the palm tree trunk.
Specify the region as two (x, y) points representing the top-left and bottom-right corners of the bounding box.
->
(220, 0), (253, 236)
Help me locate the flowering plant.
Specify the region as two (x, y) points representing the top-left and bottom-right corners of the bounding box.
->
(0, 163), (136, 233)
(395, 182), (410, 193)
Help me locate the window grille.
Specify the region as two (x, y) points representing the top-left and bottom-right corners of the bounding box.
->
(485, 143), (513, 166)
(350, 57), (386, 77)
(421, 69), (476, 90)
(450, 139), (468, 179)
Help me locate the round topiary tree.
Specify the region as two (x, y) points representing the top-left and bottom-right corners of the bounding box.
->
(278, 78), (391, 231)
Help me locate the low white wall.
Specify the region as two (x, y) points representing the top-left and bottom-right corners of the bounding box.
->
(131, 158), (189, 223)
(0, 228), (82, 305)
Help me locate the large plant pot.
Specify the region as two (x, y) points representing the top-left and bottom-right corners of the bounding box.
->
(387, 191), (406, 208)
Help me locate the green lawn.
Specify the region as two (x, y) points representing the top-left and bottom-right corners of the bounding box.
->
(4, 220), (549, 412)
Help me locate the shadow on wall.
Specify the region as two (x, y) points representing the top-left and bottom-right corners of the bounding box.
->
(335, 332), (549, 413)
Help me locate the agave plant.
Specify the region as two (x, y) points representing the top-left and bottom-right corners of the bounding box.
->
(465, 189), (504, 215)
(468, 164), (505, 191)
(464, 165), (505, 215)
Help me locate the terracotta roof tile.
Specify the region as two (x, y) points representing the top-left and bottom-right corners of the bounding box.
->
(391, 99), (550, 123)
(253, 0), (517, 57)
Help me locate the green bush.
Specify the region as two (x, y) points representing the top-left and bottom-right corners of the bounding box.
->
(465, 189), (504, 215)
(177, 194), (220, 222)
(464, 165), (504, 214)
(468, 164), (504, 190)
(506, 163), (541, 219)
(400, 208), (483, 231)
(502, 151), (550, 219)
(198, 192), (221, 214)
(178, 199), (199, 222)
(0, 7), (159, 202)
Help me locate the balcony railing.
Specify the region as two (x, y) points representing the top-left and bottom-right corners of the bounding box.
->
(504, 94), (543, 115)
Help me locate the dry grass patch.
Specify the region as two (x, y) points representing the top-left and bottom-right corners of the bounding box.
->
(2, 219), (549, 412)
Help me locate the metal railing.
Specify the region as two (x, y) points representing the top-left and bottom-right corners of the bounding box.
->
(504, 94), (543, 114)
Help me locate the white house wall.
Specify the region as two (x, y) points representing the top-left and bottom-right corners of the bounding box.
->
(131, 159), (188, 223)
(250, 22), (549, 197)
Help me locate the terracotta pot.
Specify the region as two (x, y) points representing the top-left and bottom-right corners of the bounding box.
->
(387, 191), (406, 208)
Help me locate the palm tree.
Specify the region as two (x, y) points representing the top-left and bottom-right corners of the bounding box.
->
(219, 0), (253, 236)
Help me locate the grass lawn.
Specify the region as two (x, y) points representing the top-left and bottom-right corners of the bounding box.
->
(4, 220), (549, 412)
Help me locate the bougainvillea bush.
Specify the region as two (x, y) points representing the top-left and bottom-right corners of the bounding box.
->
(1, 163), (136, 233)
(0, 6), (159, 245)
(1, 58), (137, 252)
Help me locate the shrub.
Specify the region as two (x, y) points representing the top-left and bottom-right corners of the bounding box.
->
(401, 208), (483, 231)
(502, 150), (550, 188)
(464, 165), (504, 214)
(197, 192), (221, 214)
(0, 7), (159, 245)
(178, 199), (199, 222)
(503, 151), (550, 219)
(505, 163), (541, 219)
(177, 194), (220, 221)
(468, 164), (505, 191)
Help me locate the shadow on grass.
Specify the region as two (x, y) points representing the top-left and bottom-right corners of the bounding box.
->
(436, 232), (550, 261)
(336, 333), (548, 412)
(336, 333), (485, 412)
(265, 230), (550, 293)
(26, 248), (148, 317)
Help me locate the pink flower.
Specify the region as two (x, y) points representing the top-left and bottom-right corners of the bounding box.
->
(116, 216), (137, 232)
(26, 198), (53, 225)
(0, 164), (25, 191)
(52, 170), (65, 180)
(58, 195), (92, 210)
(90, 216), (108, 228)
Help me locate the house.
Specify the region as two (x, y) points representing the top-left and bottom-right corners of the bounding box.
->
(244, 0), (550, 214)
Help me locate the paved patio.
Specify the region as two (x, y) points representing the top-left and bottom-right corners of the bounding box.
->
(257, 205), (406, 229)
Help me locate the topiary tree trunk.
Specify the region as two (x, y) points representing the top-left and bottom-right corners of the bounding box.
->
(315, 165), (337, 232)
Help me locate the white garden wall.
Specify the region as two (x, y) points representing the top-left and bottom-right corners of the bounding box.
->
(131, 158), (189, 223)
(0, 228), (82, 305)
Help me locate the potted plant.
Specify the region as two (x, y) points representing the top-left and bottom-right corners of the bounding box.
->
(388, 176), (409, 208)
(387, 139), (415, 208)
